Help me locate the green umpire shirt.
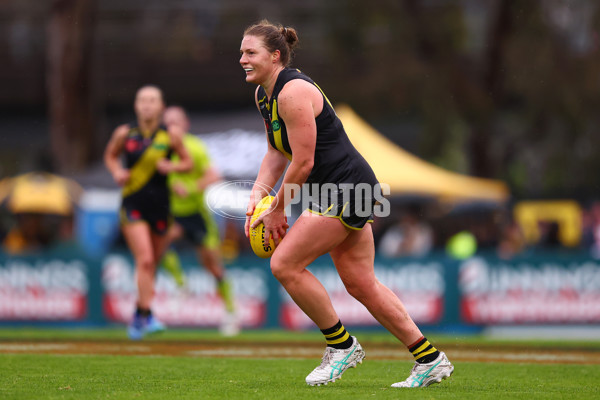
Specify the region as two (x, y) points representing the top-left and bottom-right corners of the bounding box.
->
(168, 134), (211, 217)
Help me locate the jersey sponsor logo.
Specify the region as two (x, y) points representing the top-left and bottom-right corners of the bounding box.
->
(125, 139), (140, 152)
(271, 120), (281, 131)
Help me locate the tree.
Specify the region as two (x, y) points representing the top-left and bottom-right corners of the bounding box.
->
(46, 0), (96, 174)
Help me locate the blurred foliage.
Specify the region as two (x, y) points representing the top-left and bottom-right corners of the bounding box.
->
(0, 0), (599, 198)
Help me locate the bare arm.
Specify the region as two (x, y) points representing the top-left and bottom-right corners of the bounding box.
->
(251, 80), (323, 245)
(245, 86), (289, 237)
(103, 124), (130, 186)
(269, 80), (321, 212)
(197, 166), (222, 191)
(157, 125), (193, 174)
(251, 146), (289, 201)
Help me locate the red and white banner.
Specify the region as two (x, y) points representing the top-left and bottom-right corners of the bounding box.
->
(102, 254), (268, 327)
(280, 262), (445, 329)
(460, 258), (600, 323)
(0, 259), (88, 320)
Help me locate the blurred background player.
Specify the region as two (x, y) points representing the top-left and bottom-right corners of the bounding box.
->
(161, 105), (239, 336)
(104, 85), (192, 340)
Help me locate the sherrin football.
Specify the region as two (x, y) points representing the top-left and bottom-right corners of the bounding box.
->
(249, 196), (277, 258)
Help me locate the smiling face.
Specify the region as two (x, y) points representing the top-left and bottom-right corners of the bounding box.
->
(239, 35), (279, 85)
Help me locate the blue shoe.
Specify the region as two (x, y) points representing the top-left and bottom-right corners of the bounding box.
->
(145, 315), (166, 335)
(127, 315), (145, 341)
(127, 314), (166, 340)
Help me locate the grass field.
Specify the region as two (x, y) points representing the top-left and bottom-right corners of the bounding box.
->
(1, 328), (599, 399)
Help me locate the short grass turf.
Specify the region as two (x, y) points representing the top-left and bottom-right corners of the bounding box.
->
(1, 353), (599, 400)
(2, 327), (600, 349)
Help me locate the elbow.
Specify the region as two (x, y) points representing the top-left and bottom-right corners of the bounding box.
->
(103, 151), (114, 169)
(212, 171), (223, 184)
(304, 159), (314, 174)
(298, 158), (314, 178)
(181, 159), (194, 172)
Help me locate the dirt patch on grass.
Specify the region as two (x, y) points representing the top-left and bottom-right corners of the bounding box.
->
(1, 339), (599, 365)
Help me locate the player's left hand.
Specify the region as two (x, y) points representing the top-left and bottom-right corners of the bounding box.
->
(252, 206), (289, 247)
(167, 123), (185, 138)
(172, 182), (188, 197)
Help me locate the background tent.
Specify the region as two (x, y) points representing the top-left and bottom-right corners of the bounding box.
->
(0, 172), (83, 254)
(336, 105), (509, 203)
(0, 172), (82, 215)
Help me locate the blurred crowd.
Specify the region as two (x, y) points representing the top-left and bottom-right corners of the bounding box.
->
(372, 199), (600, 261)
(2, 172), (600, 262)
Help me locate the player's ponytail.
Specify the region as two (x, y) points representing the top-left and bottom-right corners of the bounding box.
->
(280, 26), (299, 53)
(244, 20), (298, 66)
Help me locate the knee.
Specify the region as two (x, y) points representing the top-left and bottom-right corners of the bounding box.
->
(344, 278), (376, 303)
(136, 256), (156, 274)
(270, 252), (293, 284)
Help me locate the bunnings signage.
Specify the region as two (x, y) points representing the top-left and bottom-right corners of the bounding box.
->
(460, 257), (600, 323)
(0, 256), (88, 320)
(280, 260), (446, 329)
(101, 254), (270, 328)
(2, 248), (600, 327)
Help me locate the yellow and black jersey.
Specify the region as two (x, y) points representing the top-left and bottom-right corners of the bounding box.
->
(256, 68), (380, 229)
(256, 68), (378, 188)
(121, 124), (172, 198)
(119, 124), (173, 234)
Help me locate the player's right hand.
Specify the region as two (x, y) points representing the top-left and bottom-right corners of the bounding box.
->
(113, 168), (130, 186)
(244, 200), (256, 238)
(156, 158), (173, 175)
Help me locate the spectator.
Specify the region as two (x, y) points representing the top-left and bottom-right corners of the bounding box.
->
(497, 219), (526, 259)
(378, 213), (433, 257)
(583, 201), (600, 258)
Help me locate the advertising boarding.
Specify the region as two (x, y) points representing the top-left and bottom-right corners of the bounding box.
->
(0, 255), (88, 320)
(280, 259), (446, 329)
(101, 254), (269, 327)
(460, 256), (600, 323)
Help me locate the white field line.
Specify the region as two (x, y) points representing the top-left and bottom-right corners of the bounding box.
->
(0, 343), (73, 351)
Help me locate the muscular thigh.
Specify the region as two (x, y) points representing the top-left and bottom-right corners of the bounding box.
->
(122, 222), (154, 262)
(330, 223), (376, 284)
(273, 211), (350, 268)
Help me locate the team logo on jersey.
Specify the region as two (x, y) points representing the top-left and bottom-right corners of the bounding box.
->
(271, 120), (281, 131)
(152, 143), (169, 150)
